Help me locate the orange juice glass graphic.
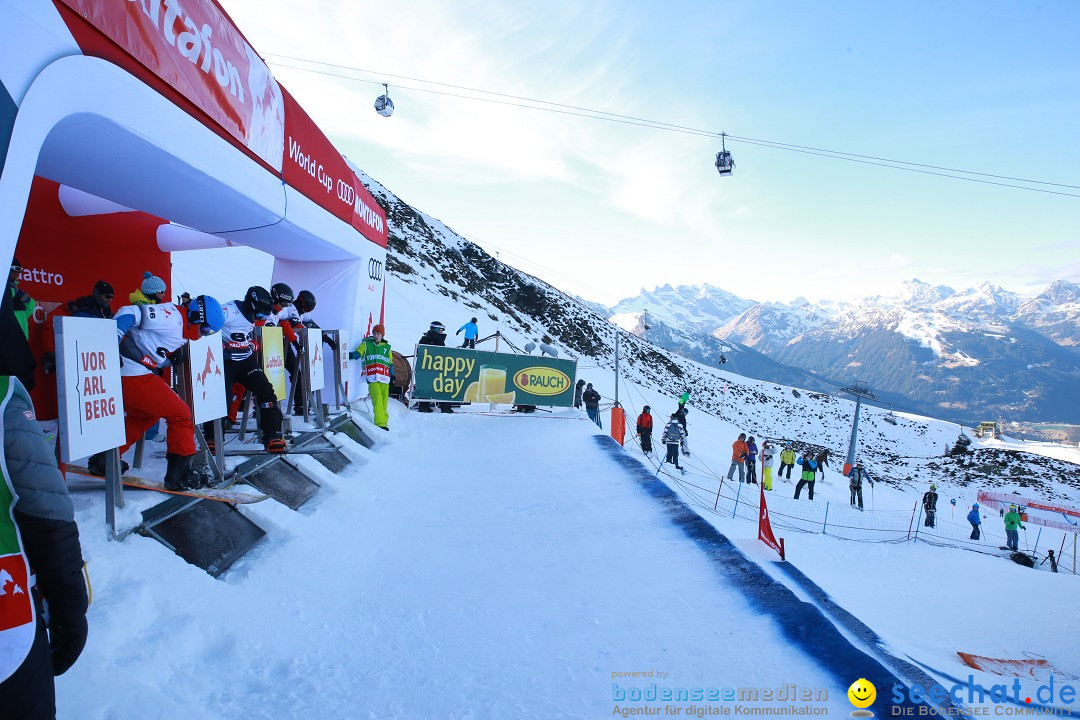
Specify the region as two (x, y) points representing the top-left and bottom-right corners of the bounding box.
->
(478, 365), (507, 401)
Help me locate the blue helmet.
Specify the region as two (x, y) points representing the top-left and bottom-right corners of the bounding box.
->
(189, 295), (225, 334)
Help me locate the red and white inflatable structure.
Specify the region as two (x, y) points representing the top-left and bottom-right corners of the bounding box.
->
(0, 0), (388, 417)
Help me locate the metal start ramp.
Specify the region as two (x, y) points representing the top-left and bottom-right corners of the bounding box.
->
(234, 453), (321, 511)
(137, 496), (266, 578)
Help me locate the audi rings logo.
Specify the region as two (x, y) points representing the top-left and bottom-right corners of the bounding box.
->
(337, 180), (355, 206)
(368, 258), (384, 281)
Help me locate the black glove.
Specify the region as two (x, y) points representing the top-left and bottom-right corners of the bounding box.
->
(292, 341), (304, 356)
(13, 288), (31, 310)
(49, 612), (88, 676)
(167, 344), (189, 367)
(41, 351), (56, 375)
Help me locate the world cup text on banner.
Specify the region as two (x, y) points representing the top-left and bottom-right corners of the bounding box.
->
(187, 335), (227, 425)
(305, 329), (325, 392)
(54, 316), (126, 462)
(258, 326), (287, 401)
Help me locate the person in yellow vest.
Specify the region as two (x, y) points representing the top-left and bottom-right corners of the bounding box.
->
(349, 324), (392, 430)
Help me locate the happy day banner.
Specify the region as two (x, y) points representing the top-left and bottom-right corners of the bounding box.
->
(412, 346), (576, 407)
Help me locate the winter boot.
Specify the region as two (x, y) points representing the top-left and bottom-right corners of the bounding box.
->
(86, 451), (129, 477)
(264, 435), (288, 454)
(164, 453), (208, 491)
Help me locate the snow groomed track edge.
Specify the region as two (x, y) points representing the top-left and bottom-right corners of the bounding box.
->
(593, 434), (935, 717)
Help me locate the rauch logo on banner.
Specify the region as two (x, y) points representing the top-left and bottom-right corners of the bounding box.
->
(513, 367), (570, 396)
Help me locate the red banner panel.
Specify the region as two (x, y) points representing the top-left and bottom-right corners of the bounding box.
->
(58, 0), (285, 171)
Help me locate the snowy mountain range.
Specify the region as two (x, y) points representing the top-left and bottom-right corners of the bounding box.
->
(608, 278), (1080, 425)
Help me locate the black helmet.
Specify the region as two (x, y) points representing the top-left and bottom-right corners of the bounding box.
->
(296, 290), (316, 313)
(643, 405), (651, 412)
(270, 282), (294, 305)
(243, 286), (273, 318)
(430, 321), (445, 333)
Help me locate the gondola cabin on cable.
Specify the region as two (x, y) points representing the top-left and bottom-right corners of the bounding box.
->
(374, 83), (395, 117)
(715, 132), (734, 177)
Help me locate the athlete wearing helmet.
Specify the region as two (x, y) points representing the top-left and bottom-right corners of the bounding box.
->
(295, 290), (316, 314)
(204, 287), (286, 453)
(265, 283), (305, 412)
(270, 282), (294, 306)
(86, 292), (226, 489)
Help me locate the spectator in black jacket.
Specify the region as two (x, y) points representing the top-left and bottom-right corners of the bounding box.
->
(582, 383), (602, 428)
(922, 484), (939, 528)
(573, 379), (585, 409)
(416, 321), (454, 414)
(0, 376), (89, 717)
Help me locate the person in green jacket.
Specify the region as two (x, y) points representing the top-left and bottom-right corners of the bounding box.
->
(349, 324), (392, 430)
(1004, 504), (1025, 551)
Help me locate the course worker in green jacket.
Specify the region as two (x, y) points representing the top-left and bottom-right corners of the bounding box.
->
(1003, 504), (1025, 552)
(349, 324), (392, 430)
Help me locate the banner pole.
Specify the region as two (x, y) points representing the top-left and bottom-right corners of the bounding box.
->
(104, 447), (123, 541)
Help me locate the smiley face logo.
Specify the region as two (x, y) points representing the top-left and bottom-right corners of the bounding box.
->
(848, 678), (876, 709)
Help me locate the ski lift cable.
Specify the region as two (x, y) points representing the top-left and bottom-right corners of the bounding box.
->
(730, 138), (1080, 200)
(265, 56), (1080, 193)
(271, 61), (1079, 198)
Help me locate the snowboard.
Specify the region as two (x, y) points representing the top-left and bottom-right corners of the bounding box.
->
(65, 466), (269, 504)
(157, 447), (339, 458)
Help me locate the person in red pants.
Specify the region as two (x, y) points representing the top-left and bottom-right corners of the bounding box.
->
(87, 293), (225, 490)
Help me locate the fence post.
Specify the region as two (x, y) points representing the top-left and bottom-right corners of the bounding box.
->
(1032, 527), (1042, 556)
(822, 502), (830, 534)
(713, 478), (725, 512)
(732, 481), (743, 519)
(912, 503), (923, 544)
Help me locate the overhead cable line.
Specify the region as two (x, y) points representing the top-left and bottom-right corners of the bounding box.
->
(265, 54), (1080, 197)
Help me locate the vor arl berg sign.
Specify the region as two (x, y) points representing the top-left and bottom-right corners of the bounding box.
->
(55, 317), (126, 462)
(413, 346), (577, 407)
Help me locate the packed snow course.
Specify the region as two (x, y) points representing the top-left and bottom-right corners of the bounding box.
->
(57, 404), (871, 718)
(60, 398), (1080, 718)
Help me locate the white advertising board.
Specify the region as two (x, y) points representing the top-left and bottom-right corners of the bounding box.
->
(187, 334), (227, 424)
(325, 329), (348, 396)
(305, 328), (325, 392)
(55, 316), (125, 462)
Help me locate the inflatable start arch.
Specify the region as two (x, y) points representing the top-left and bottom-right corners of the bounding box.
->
(0, 0), (389, 416)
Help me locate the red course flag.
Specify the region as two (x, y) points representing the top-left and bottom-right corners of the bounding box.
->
(758, 485), (785, 560)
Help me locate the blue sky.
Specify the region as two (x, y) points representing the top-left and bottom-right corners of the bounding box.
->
(224, 0), (1080, 305)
